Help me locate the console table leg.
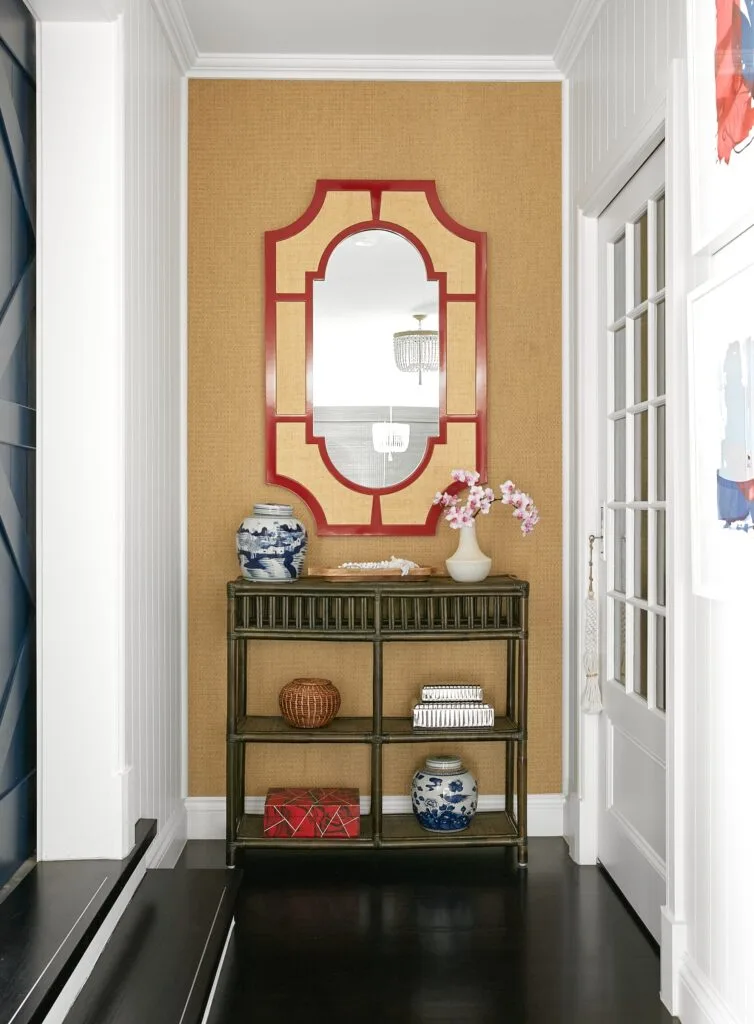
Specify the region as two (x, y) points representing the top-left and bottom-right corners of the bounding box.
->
(371, 639), (383, 846)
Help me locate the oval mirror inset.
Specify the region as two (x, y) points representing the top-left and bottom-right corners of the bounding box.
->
(312, 229), (440, 490)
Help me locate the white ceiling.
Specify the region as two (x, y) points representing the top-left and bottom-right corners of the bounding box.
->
(179, 0), (581, 58)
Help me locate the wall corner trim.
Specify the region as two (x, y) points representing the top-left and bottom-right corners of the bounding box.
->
(188, 52), (563, 82)
(185, 794), (565, 840)
(144, 804), (187, 869)
(553, 0), (605, 75)
(149, 0), (198, 74)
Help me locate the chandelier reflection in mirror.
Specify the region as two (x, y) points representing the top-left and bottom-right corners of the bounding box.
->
(393, 314), (440, 385)
(372, 418), (411, 461)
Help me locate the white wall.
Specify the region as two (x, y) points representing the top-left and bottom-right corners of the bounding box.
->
(37, 1), (185, 864)
(37, 20), (130, 860)
(122, 0), (185, 867)
(566, 1), (754, 1022)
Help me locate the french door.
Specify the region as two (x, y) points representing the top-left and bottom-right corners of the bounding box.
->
(597, 145), (667, 941)
(0, 0), (36, 888)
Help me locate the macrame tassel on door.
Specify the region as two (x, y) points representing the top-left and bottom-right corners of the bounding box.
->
(582, 533), (603, 714)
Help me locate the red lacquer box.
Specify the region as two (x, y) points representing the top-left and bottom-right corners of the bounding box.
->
(263, 787), (360, 839)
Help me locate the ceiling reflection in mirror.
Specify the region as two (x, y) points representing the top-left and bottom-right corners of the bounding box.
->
(312, 229), (440, 490)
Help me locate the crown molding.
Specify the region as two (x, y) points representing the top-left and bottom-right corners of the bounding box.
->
(553, 0), (605, 75)
(25, 0), (124, 18)
(189, 52), (563, 82)
(149, 0), (198, 74)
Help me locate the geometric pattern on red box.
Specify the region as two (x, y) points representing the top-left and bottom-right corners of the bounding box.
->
(263, 787), (360, 839)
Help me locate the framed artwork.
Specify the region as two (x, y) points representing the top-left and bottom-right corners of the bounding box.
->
(688, 260), (754, 597)
(689, 0), (754, 253)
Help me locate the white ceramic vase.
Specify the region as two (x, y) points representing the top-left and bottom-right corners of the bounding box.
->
(445, 519), (492, 582)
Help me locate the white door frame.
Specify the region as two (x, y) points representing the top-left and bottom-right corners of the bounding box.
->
(568, 79), (690, 1015)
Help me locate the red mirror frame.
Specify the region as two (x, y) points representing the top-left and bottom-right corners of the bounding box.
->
(265, 180), (487, 535)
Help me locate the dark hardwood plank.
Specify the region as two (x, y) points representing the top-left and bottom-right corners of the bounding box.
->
(65, 868), (240, 1024)
(203, 837), (678, 1024)
(0, 818), (155, 1024)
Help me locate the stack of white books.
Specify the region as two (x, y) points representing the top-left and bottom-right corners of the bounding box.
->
(412, 683), (495, 729)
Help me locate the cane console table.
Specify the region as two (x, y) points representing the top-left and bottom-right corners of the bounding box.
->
(226, 575), (529, 865)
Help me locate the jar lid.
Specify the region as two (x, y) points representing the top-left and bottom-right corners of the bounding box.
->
(424, 755), (463, 773)
(253, 503), (293, 517)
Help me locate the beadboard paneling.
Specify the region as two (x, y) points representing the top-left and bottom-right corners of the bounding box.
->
(568, 0), (683, 210)
(123, 0), (184, 853)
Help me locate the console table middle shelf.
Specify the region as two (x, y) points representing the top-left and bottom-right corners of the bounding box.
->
(226, 575), (529, 864)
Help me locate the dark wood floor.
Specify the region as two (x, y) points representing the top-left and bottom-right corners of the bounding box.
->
(181, 838), (677, 1024)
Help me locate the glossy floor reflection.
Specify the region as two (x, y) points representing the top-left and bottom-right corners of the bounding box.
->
(186, 838), (677, 1024)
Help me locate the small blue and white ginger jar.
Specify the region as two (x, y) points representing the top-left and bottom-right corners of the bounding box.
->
(411, 755), (478, 833)
(236, 503), (308, 582)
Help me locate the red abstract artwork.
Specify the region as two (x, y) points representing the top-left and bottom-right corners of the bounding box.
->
(716, 0), (754, 162)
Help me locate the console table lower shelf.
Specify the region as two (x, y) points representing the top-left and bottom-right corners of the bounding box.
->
(231, 809), (521, 851)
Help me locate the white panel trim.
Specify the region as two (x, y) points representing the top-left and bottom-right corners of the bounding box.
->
(561, 78), (573, 802)
(145, 804), (187, 869)
(179, 77), (190, 804)
(189, 52), (562, 81)
(605, 807), (666, 878)
(148, 0), (198, 74)
(678, 955), (743, 1024)
(661, 905), (687, 1015)
(553, 0), (604, 75)
(186, 794), (565, 840)
(38, 860), (146, 1024)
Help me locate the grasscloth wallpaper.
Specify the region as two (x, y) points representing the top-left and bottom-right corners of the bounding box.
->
(188, 81), (562, 798)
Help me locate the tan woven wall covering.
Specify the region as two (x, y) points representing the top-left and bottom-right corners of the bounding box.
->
(188, 80), (562, 798)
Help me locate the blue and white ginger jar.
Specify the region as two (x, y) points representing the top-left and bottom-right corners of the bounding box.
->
(411, 754), (478, 833)
(236, 503), (308, 582)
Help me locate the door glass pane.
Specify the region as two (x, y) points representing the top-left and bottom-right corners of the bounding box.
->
(634, 212), (648, 305)
(634, 314), (648, 404)
(656, 404), (666, 501)
(613, 233), (626, 321)
(656, 194), (666, 291)
(614, 600), (626, 686)
(634, 411), (648, 500)
(656, 616), (666, 711)
(656, 301), (666, 396)
(634, 608), (648, 700)
(614, 508), (626, 593)
(635, 510), (648, 600)
(656, 510), (666, 606)
(614, 417), (626, 501)
(614, 327), (626, 411)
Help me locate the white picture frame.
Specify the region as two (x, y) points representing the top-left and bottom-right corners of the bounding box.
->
(688, 260), (754, 598)
(688, 0), (754, 254)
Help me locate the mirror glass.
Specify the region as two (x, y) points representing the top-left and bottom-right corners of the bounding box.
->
(312, 229), (440, 489)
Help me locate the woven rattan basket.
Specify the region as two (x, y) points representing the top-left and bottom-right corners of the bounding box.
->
(278, 677), (341, 729)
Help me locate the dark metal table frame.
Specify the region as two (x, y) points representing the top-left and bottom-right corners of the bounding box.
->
(226, 575), (529, 865)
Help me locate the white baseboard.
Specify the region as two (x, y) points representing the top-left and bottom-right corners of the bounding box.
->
(186, 793), (565, 840)
(146, 803), (187, 869)
(679, 955), (743, 1024)
(41, 860), (147, 1024)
